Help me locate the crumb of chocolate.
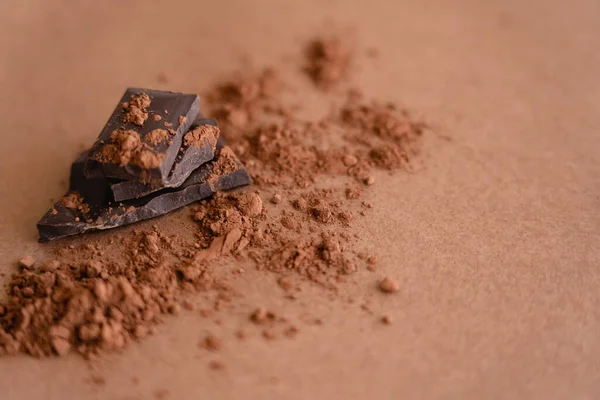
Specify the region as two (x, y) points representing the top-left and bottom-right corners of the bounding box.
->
(183, 125), (220, 149)
(305, 36), (352, 90)
(145, 129), (169, 146)
(236, 193), (263, 217)
(200, 309), (215, 318)
(90, 375), (106, 385)
(378, 277), (399, 293)
(270, 194), (282, 204)
(153, 114), (162, 121)
(18, 256), (35, 269)
(364, 176), (375, 186)
(235, 329), (248, 340)
(262, 329), (276, 340)
(342, 154), (358, 166)
(200, 334), (222, 351)
(381, 315), (393, 325)
(281, 214), (300, 230)
(167, 303), (181, 315)
(164, 121), (173, 127)
(209, 360), (225, 370)
(284, 326), (298, 338)
(154, 388), (169, 400)
(345, 187), (361, 200)
(122, 92), (151, 126)
(251, 307), (275, 324)
(178, 115), (187, 126)
(157, 73), (168, 83)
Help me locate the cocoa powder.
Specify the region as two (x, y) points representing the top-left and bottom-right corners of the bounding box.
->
(183, 125), (220, 149)
(304, 36), (352, 90)
(1, 36), (426, 358)
(95, 129), (165, 170)
(145, 129), (170, 146)
(122, 92), (151, 126)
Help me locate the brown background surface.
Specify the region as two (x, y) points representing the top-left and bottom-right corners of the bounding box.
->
(1, 0), (599, 399)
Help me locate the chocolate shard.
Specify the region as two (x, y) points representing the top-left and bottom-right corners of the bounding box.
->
(110, 117), (220, 202)
(84, 88), (201, 183)
(37, 143), (251, 242)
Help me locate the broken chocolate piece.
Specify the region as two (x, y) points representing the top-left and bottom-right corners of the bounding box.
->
(110, 118), (220, 202)
(37, 143), (251, 242)
(84, 88), (200, 183)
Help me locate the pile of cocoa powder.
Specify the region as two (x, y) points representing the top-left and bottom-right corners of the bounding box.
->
(0, 36), (423, 359)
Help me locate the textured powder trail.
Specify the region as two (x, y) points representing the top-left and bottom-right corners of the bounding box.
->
(0, 35), (425, 358)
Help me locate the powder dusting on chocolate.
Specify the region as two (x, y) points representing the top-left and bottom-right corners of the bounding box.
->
(122, 92), (151, 126)
(1, 36), (427, 358)
(183, 125), (220, 149)
(145, 129), (169, 146)
(95, 129), (164, 170)
(61, 192), (90, 215)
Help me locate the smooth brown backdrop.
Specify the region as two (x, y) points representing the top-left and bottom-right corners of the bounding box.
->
(0, 0), (599, 399)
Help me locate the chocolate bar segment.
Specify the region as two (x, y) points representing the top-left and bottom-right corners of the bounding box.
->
(110, 118), (220, 202)
(38, 145), (251, 242)
(85, 88), (200, 183)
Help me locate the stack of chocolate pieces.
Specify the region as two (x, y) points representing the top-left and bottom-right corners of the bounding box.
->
(37, 88), (252, 242)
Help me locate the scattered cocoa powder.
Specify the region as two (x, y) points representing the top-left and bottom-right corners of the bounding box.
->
(18, 256), (35, 269)
(208, 68), (282, 134)
(235, 329), (248, 340)
(200, 309), (215, 318)
(182, 300), (195, 311)
(200, 334), (222, 351)
(378, 277), (399, 293)
(250, 307), (275, 324)
(0, 36), (426, 360)
(270, 194), (282, 204)
(209, 360), (225, 370)
(90, 375), (107, 385)
(284, 326), (298, 338)
(154, 388), (169, 400)
(262, 329), (276, 340)
(304, 36), (352, 90)
(345, 187), (361, 200)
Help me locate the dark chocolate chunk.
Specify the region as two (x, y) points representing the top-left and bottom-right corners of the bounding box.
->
(84, 88), (200, 183)
(110, 118), (220, 202)
(37, 144), (251, 242)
